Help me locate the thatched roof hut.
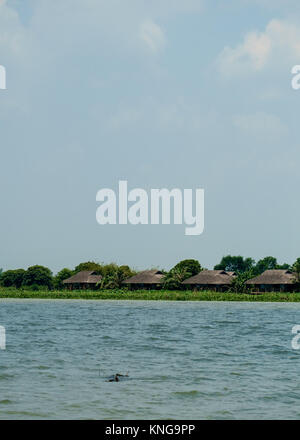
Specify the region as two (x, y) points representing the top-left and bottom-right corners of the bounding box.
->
(123, 270), (164, 289)
(245, 270), (296, 291)
(63, 271), (102, 289)
(182, 270), (235, 291)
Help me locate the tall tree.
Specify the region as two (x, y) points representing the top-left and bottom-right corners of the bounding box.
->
(172, 259), (201, 276)
(163, 259), (201, 290)
(254, 256), (290, 275)
(54, 268), (74, 289)
(1, 269), (26, 288)
(254, 256), (278, 274)
(100, 266), (135, 289)
(214, 255), (254, 273)
(22, 265), (53, 289)
(74, 261), (103, 274)
(229, 270), (256, 293)
(293, 258), (300, 283)
(163, 267), (190, 290)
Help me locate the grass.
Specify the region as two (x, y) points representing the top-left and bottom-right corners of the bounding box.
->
(1, 288), (300, 301)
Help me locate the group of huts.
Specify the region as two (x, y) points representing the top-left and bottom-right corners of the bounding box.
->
(63, 269), (298, 292)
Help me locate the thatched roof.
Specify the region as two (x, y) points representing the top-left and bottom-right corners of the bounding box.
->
(63, 271), (102, 284)
(123, 270), (164, 285)
(245, 270), (296, 285)
(182, 270), (235, 285)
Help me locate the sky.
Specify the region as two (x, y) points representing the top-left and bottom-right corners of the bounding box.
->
(0, 0), (300, 274)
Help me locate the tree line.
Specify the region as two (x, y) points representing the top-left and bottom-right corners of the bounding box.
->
(1, 255), (300, 291)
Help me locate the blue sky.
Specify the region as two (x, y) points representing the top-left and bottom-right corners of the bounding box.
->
(0, 0), (300, 273)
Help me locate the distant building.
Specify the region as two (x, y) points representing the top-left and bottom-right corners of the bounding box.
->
(123, 270), (164, 290)
(245, 270), (296, 292)
(182, 270), (236, 291)
(63, 271), (102, 290)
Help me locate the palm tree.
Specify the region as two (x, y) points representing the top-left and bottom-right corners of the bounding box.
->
(163, 267), (191, 290)
(99, 268), (128, 289)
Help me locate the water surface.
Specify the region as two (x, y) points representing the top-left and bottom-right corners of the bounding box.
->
(0, 299), (300, 419)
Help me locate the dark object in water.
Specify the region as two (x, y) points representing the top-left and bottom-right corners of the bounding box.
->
(106, 372), (129, 382)
(108, 375), (119, 382)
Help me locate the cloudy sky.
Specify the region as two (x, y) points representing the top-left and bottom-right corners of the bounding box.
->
(1, 0), (300, 273)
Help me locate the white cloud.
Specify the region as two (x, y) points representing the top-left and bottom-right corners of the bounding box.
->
(0, 0), (205, 69)
(217, 19), (300, 76)
(139, 19), (166, 53)
(218, 32), (271, 75)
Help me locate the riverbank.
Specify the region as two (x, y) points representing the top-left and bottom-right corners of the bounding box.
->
(1, 288), (300, 301)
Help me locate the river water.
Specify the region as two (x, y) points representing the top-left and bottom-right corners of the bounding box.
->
(0, 299), (300, 419)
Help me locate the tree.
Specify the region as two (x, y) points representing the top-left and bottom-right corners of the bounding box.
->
(172, 259), (201, 276)
(1, 269), (26, 288)
(101, 263), (119, 277)
(214, 255), (255, 273)
(74, 261), (103, 274)
(254, 257), (290, 275)
(22, 265), (53, 289)
(119, 265), (135, 279)
(277, 263), (291, 270)
(163, 266), (191, 290)
(229, 270), (256, 293)
(101, 270), (124, 289)
(100, 266), (135, 289)
(100, 264), (136, 289)
(54, 268), (74, 289)
(293, 258), (300, 283)
(162, 259), (201, 290)
(254, 256), (277, 274)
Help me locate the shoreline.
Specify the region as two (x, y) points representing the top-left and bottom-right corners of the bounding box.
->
(1, 289), (300, 302)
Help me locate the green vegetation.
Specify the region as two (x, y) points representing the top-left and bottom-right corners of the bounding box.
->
(53, 268), (74, 289)
(162, 259), (201, 289)
(0, 262), (136, 291)
(214, 255), (255, 272)
(293, 258), (300, 283)
(1, 288), (300, 302)
(100, 264), (136, 288)
(214, 255), (290, 274)
(0, 255), (298, 294)
(1, 269), (26, 288)
(22, 265), (53, 290)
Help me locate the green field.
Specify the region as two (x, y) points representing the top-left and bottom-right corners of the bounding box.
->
(1, 288), (300, 301)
